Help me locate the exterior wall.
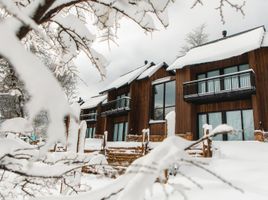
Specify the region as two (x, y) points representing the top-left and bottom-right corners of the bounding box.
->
(249, 47), (268, 131)
(175, 67), (195, 136)
(129, 67), (175, 137)
(175, 52), (260, 139)
(102, 66), (174, 141)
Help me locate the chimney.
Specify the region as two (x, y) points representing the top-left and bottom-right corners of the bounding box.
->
(144, 60), (148, 65)
(222, 30), (227, 38)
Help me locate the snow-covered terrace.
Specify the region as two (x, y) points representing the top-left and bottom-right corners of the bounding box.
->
(168, 26), (268, 70)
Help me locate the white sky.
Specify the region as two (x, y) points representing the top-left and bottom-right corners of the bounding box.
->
(75, 0), (268, 100)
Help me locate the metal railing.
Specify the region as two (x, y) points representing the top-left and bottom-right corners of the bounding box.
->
(101, 97), (131, 116)
(183, 69), (256, 100)
(80, 112), (97, 121)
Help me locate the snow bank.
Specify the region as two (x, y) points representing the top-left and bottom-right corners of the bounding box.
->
(165, 111), (175, 137)
(0, 117), (33, 136)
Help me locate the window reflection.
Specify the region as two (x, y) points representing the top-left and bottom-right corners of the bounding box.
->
(152, 80), (175, 120)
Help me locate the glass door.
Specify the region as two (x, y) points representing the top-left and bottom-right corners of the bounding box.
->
(208, 112), (223, 141)
(226, 111), (243, 140)
(242, 110), (254, 140)
(113, 122), (128, 141)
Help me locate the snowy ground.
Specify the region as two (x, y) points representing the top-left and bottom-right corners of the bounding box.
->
(81, 141), (268, 200)
(144, 141), (268, 200)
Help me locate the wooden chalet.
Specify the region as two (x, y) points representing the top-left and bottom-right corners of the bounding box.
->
(81, 62), (175, 141)
(80, 94), (107, 138)
(168, 26), (268, 141)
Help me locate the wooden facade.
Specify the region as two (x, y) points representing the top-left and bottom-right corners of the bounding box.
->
(103, 65), (175, 141)
(175, 47), (268, 140)
(81, 63), (175, 141)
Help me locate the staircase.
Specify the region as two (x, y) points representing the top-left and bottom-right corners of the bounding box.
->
(106, 146), (146, 173)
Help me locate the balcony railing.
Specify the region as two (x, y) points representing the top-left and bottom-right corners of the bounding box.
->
(101, 97), (131, 116)
(183, 69), (256, 103)
(80, 113), (97, 122)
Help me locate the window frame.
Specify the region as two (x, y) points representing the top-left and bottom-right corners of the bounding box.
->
(197, 108), (254, 141)
(152, 80), (175, 120)
(113, 121), (128, 141)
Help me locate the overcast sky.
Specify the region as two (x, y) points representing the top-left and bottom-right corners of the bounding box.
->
(75, 0), (268, 100)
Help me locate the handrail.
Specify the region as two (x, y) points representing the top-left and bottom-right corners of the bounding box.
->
(101, 96), (131, 106)
(101, 96), (131, 115)
(183, 69), (254, 85)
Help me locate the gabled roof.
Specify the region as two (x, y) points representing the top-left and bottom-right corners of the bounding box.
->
(80, 94), (107, 109)
(100, 62), (168, 93)
(168, 26), (268, 70)
(137, 62), (168, 80)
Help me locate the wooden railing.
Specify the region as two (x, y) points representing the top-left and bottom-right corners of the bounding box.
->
(183, 69), (256, 102)
(101, 97), (131, 116)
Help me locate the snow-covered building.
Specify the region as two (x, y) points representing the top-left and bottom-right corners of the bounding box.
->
(81, 61), (175, 141)
(168, 26), (268, 141)
(80, 94), (107, 138)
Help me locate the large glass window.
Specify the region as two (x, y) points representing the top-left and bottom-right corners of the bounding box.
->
(208, 112), (223, 141)
(113, 122), (128, 141)
(196, 64), (251, 94)
(197, 109), (254, 141)
(197, 74), (206, 94)
(242, 110), (254, 140)
(153, 80), (175, 120)
(224, 66), (239, 90)
(207, 70), (220, 93)
(198, 114), (207, 138)
(239, 64), (250, 88)
(86, 126), (96, 138)
(226, 111), (243, 140)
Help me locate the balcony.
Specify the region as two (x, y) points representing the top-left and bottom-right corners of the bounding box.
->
(183, 69), (256, 103)
(101, 97), (131, 116)
(80, 112), (97, 122)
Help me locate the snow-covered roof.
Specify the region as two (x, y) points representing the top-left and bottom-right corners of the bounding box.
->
(81, 94), (107, 109)
(100, 63), (151, 93)
(168, 26), (267, 70)
(137, 62), (166, 80)
(100, 62), (168, 93)
(262, 32), (268, 47)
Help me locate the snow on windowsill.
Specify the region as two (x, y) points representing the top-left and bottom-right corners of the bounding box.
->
(149, 119), (166, 124)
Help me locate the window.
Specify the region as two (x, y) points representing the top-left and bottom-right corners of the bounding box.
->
(197, 109), (254, 141)
(86, 127), (96, 138)
(152, 80), (175, 120)
(113, 122), (128, 141)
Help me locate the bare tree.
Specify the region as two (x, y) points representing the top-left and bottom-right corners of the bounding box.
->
(179, 24), (209, 56)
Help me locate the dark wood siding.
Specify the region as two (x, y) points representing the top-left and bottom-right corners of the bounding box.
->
(129, 67), (174, 136)
(249, 47), (268, 130)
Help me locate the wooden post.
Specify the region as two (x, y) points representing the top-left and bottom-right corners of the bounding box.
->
(103, 131), (108, 156)
(202, 128), (212, 158)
